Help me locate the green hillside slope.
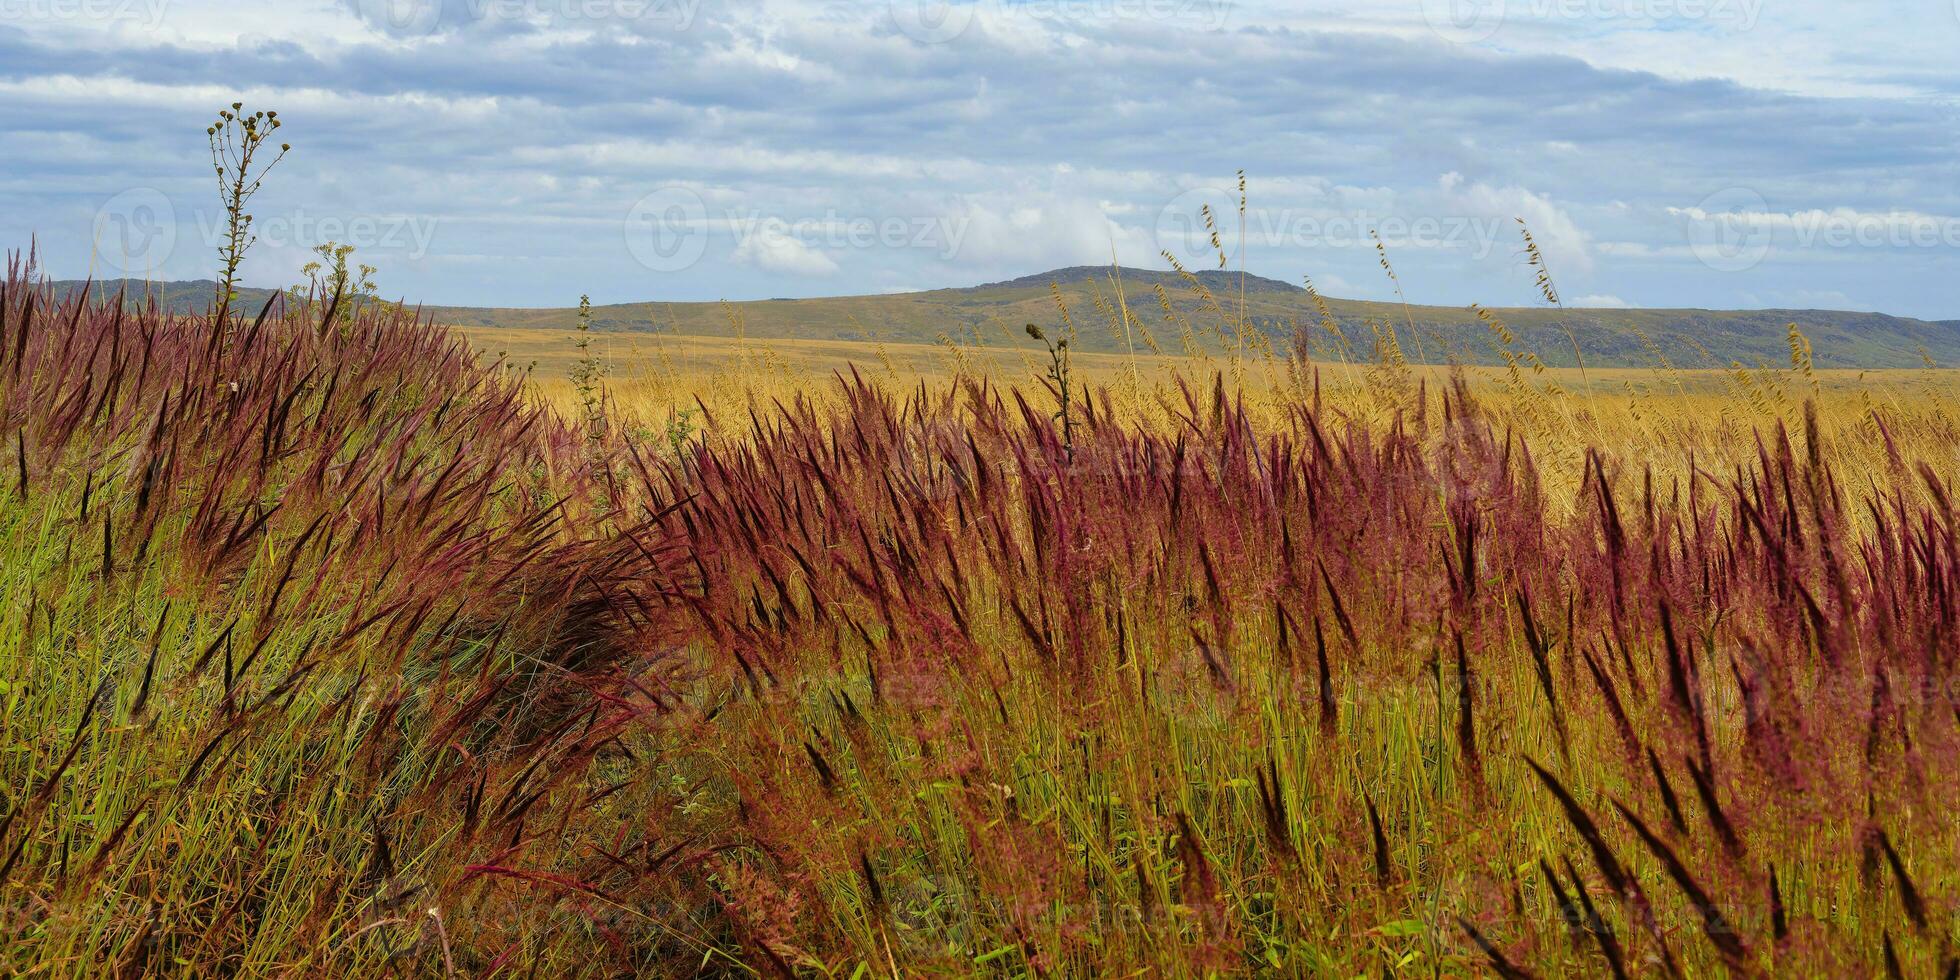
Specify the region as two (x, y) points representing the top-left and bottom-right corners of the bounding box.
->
(49, 269), (1960, 369)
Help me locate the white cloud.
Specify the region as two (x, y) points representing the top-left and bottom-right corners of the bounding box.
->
(1742, 289), (1860, 310)
(1312, 273), (1356, 295)
(943, 195), (1158, 271)
(0, 0), (1954, 318)
(1217, 0), (1956, 101)
(730, 219), (840, 276)
(1573, 294), (1630, 308)
(1440, 174), (1594, 275)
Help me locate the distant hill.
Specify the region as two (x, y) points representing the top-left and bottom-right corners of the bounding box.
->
(45, 279), (285, 314)
(42, 269), (1960, 369)
(961, 266), (1304, 295)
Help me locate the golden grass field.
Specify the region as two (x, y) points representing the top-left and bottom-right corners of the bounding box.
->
(459, 322), (1960, 498)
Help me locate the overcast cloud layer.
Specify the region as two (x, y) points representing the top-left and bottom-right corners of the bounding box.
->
(2, 0), (1956, 316)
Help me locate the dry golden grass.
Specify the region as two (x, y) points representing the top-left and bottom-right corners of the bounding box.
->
(457, 324), (1960, 504)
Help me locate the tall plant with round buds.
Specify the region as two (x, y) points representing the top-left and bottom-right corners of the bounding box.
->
(207, 103), (289, 328)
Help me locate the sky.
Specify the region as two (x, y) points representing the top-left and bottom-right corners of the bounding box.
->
(1, 0), (1957, 317)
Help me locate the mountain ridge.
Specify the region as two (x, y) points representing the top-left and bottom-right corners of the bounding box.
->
(957, 266), (1305, 295)
(37, 270), (1960, 370)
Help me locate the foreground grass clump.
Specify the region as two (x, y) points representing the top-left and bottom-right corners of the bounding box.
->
(622, 371), (1958, 976)
(4, 252), (1960, 976)
(0, 256), (691, 974)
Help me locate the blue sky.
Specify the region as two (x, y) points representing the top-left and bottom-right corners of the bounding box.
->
(2, 0), (1957, 316)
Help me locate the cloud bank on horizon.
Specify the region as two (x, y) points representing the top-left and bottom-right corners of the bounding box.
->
(1, 0), (1957, 317)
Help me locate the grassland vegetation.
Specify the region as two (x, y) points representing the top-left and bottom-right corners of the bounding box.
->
(3, 120), (1959, 976)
